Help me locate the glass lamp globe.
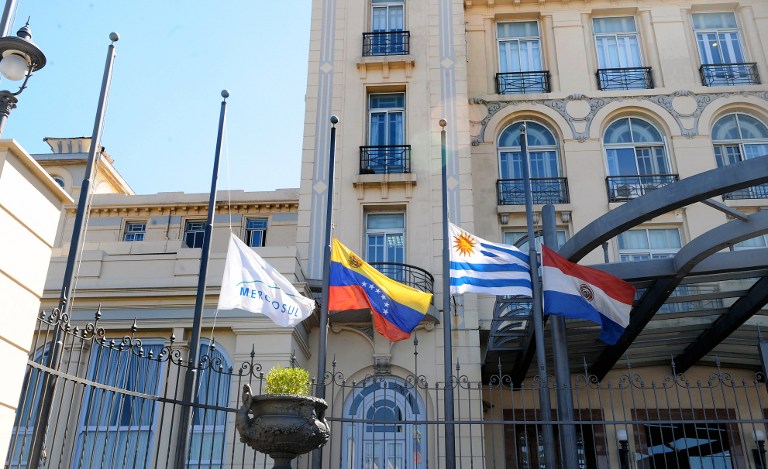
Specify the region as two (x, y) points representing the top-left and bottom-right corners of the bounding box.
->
(0, 53), (30, 81)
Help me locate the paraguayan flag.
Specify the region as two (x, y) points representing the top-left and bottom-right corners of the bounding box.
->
(218, 233), (316, 327)
(449, 223), (533, 296)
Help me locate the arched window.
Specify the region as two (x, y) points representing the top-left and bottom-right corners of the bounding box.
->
(713, 113), (768, 200)
(186, 340), (232, 468)
(342, 377), (426, 469)
(603, 117), (673, 201)
(498, 121), (566, 204)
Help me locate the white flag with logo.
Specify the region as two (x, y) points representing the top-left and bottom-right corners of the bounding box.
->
(218, 232), (315, 327)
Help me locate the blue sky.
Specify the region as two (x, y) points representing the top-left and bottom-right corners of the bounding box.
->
(3, 1), (311, 194)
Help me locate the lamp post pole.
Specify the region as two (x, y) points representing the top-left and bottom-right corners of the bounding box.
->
(0, 0), (17, 37)
(27, 33), (118, 469)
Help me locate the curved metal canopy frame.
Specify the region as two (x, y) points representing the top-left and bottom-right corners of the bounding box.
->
(504, 156), (768, 383)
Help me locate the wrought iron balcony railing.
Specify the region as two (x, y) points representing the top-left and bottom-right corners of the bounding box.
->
(700, 63), (760, 87)
(359, 145), (411, 174)
(605, 174), (678, 202)
(722, 183), (768, 200)
(497, 177), (569, 205)
(596, 67), (653, 91)
(369, 262), (434, 296)
(496, 71), (550, 95)
(362, 31), (410, 56)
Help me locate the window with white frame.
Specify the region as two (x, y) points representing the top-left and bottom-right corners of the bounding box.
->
(503, 230), (567, 252)
(692, 13), (745, 66)
(184, 220), (206, 248)
(372, 0), (403, 33)
(593, 17), (642, 69)
(245, 218), (268, 247)
(712, 113), (768, 199)
(617, 228), (681, 261)
(733, 234), (768, 250)
(365, 213), (405, 265)
(341, 377), (426, 469)
(186, 340), (231, 468)
(497, 22), (542, 74)
(123, 221), (146, 242)
(365, 93), (407, 173)
(604, 117), (669, 176)
(498, 121), (560, 180)
(73, 341), (165, 469)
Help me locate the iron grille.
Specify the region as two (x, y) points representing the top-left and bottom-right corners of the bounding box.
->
(369, 262), (434, 295)
(723, 183), (768, 200)
(700, 63), (760, 87)
(596, 67), (653, 91)
(605, 174), (679, 202)
(496, 177), (569, 205)
(362, 31), (410, 56)
(496, 71), (550, 95)
(359, 145), (411, 174)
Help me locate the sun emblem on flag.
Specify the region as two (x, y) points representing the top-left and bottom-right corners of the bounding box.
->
(579, 284), (594, 302)
(453, 231), (476, 256)
(348, 253), (362, 268)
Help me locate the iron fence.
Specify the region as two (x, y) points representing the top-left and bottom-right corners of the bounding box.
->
(700, 63), (760, 87)
(606, 175), (679, 202)
(497, 178), (570, 205)
(359, 145), (411, 174)
(6, 310), (768, 468)
(362, 31), (410, 56)
(596, 67), (653, 91)
(496, 71), (551, 95)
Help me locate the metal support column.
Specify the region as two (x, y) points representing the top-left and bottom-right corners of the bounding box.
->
(543, 204), (579, 468)
(520, 124), (557, 468)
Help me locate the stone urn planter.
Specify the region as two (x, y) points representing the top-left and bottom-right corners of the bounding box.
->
(236, 384), (330, 469)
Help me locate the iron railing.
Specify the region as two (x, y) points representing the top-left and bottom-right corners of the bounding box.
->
(723, 183), (768, 200)
(496, 71), (550, 94)
(359, 145), (411, 174)
(606, 174), (679, 202)
(596, 67), (654, 91)
(497, 177), (569, 205)
(700, 63), (760, 87)
(7, 310), (768, 468)
(362, 31), (410, 56)
(369, 262), (434, 295)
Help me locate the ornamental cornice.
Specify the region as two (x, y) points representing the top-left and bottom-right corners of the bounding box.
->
(470, 89), (768, 144)
(69, 201), (300, 216)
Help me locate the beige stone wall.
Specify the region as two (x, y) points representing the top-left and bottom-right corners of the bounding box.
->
(0, 141), (71, 467)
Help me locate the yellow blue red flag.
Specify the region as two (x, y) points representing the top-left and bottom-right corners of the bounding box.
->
(329, 238), (432, 341)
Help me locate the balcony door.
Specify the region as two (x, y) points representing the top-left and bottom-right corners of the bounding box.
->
(593, 17), (642, 69)
(366, 213), (405, 266)
(371, 0), (404, 54)
(368, 93), (405, 173)
(693, 13), (745, 66)
(604, 117), (669, 177)
(498, 121), (559, 180)
(497, 22), (542, 74)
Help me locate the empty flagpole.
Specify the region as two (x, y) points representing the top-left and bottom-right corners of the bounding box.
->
(520, 124), (557, 468)
(440, 118), (457, 468)
(543, 204), (579, 468)
(174, 90), (229, 469)
(312, 114), (338, 469)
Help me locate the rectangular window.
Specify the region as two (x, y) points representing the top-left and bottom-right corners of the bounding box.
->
(363, 93), (408, 174)
(73, 342), (164, 469)
(497, 22), (542, 73)
(693, 13), (744, 65)
(365, 213), (405, 264)
(496, 22), (548, 94)
(593, 17), (642, 69)
(368, 0), (406, 56)
(617, 228), (681, 261)
(184, 220), (206, 249)
(123, 221), (146, 242)
(245, 218), (268, 247)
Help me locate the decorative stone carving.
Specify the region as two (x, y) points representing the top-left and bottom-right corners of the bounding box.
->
(236, 385), (330, 469)
(471, 90), (768, 144)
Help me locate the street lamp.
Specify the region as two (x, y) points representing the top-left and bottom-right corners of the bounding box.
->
(754, 428), (767, 469)
(0, 20), (46, 136)
(617, 428), (630, 469)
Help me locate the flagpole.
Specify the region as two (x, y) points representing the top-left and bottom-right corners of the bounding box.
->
(174, 90), (229, 469)
(439, 118), (457, 468)
(27, 33), (119, 469)
(543, 204), (579, 468)
(311, 114), (338, 469)
(520, 124), (557, 468)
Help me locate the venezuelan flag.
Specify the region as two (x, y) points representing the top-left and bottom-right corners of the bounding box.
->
(329, 238), (432, 341)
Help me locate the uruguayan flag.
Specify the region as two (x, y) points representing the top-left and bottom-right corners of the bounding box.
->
(449, 223), (532, 296)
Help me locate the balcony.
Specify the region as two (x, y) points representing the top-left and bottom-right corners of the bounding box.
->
(359, 145), (411, 174)
(596, 67), (653, 91)
(497, 178), (569, 205)
(369, 262), (434, 296)
(722, 183), (768, 200)
(496, 71), (550, 95)
(362, 31), (410, 56)
(606, 174), (678, 202)
(700, 63), (760, 87)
